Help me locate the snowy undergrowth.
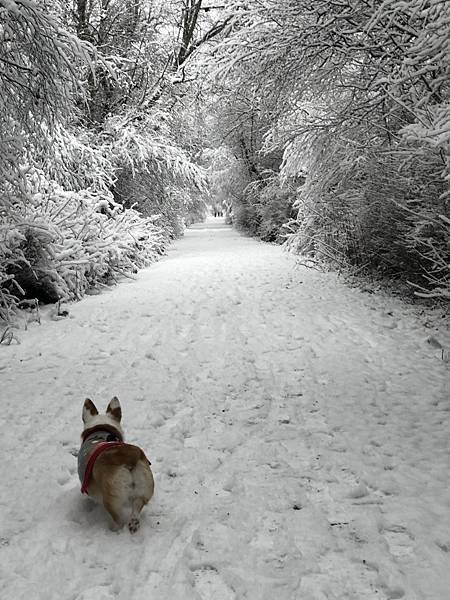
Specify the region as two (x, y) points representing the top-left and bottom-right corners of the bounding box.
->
(0, 219), (448, 600)
(0, 174), (167, 322)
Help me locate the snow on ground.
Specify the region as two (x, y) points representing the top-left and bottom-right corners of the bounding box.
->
(0, 217), (449, 600)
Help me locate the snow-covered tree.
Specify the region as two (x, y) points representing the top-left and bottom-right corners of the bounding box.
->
(0, 0), (222, 321)
(209, 0), (450, 299)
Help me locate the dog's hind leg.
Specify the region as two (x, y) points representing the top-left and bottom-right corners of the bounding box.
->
(127, 461), (154, 533)
(128, 497), (146, 534)
(102, 492), (126, 530)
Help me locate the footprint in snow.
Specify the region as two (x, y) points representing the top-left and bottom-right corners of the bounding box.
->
(379, 582), (406, 599)
(436, 539), (450, 553)
(383, 525), (415, 558)
(191, 565), (235, 600)
(348, 483), (370, 499)
(56, 472), (71, 486)
(74, 586), (116, 600)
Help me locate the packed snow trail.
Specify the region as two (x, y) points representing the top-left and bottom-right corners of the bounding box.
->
(0, 218), (449, 600)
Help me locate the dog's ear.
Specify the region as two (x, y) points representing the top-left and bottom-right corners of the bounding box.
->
(106, 396), (122, 422)
(83, 398), (98, 423)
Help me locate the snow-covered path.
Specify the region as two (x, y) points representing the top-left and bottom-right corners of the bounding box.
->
(1, 218), (449, 600)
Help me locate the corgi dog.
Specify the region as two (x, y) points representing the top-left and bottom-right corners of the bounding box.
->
(78, 397), (154, 533)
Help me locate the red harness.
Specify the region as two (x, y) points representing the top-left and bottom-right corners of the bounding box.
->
(81, 441), (124, 494)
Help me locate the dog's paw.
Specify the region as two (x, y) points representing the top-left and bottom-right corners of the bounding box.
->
(128, 517), (140, 534)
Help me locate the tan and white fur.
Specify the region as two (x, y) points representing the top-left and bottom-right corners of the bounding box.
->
(81, 397), (154, 533)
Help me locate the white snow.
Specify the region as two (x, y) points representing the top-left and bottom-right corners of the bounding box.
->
(0, 217), (449, 600)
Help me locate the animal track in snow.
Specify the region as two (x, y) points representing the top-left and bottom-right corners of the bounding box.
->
(383, 525), (415, 558)
(191, 564), (235, 600)
(73, 585), (117, 600)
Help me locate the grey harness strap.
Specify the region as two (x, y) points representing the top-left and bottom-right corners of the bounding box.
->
(78, 429), (121, 483)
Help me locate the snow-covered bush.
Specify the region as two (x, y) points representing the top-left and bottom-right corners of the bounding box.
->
(251, 176), (296, 243)
(99, 110), (207, 238)
(283, 131), (448, 293)
(1, 173), (167, 321)
(281, 128), (450, 297)
(229, 175), (295, 242)
(112, 167), (207, 239)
